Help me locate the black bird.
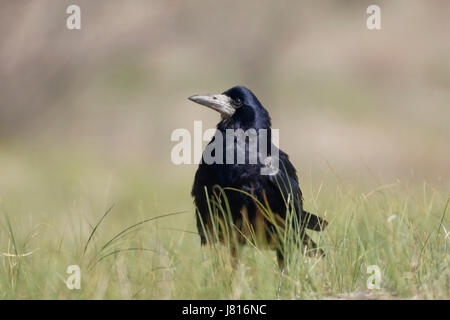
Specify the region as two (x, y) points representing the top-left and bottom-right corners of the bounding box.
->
(189, 86), (327, 268)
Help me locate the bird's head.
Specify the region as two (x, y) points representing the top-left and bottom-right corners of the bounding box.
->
(188, 86), (271, 130)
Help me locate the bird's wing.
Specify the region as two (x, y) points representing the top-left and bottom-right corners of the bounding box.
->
(266, 150), (327, 231)
(267, 155), (302, 211)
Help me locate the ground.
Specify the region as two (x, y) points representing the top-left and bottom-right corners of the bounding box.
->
(0, 147), (448, 299)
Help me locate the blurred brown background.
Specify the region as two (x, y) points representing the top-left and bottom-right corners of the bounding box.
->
(1, 0), (449, 181)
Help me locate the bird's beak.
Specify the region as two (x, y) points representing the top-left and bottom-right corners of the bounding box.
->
(188, 94), (236, 117)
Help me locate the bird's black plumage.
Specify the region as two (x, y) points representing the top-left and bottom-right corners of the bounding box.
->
(190, 86), (327, 267)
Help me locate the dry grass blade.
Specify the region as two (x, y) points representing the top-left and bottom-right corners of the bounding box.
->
(100, 210), (187, 251)
(162, 227), (198, 235)
(83, 203), (115, 255)
(2, 249), (38, 257)
(97, 248), (158, 263)
(3, 211), (19, 256)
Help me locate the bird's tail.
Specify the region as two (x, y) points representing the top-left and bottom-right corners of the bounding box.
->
(303, 211), (328, 231)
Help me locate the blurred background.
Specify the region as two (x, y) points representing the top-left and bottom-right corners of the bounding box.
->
(0, 0), (449, 209)
(1, 1), (449, 299)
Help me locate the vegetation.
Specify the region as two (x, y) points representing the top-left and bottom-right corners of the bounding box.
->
(1, 148), (448, 299)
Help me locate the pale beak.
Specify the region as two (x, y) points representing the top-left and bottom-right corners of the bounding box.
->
(188, 94), (236, 117)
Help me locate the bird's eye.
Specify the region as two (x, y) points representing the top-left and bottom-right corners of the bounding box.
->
(233, 98), (243, 107)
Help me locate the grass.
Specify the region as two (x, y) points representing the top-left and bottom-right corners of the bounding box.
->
(0, 148), (448, 299)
